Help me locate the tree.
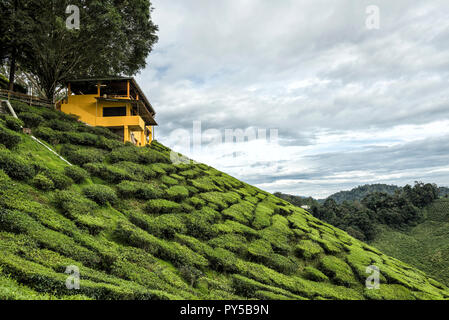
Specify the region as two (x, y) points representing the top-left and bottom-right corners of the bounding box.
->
(2, 0), (158, 101)
(0, 0), (34, 91)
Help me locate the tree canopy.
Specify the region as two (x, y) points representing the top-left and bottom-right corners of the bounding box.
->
(0, 0), (158, 100)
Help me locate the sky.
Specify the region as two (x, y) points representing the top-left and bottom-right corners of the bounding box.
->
(136, 0), (449, 199)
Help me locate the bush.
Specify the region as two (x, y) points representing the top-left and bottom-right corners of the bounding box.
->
(303, 266), (328, 282)
(0, 125), (21, 149)
(33, 127), (58, 143)
(43, 170), (72, 190)
(53, 190), (98, 217)
(161, 175), (178, 186)
(108, 146), (140, 163)
(64, 166), (89, 183)
(62, 131), (98, 146)
(113, 162), (156, 180)
(166, 186), (189, 201)
(84, 163), (134, 183)
(144, 199), (181, 214)
(19, 112), (44, 128)
(4, 116), (24, 132)
(319, 255), (358, 287)
(61, 145), (105, 165)
(294, 240), (324, 259)
(32, 174), (54, 191)
(45, 119), (74, 132)
(83, 184), (117, 206)
(117, 181), (163, 200)
(191, 177), (221, 192)
(0, 150), (35, 180)
(187, 196), (206, 209)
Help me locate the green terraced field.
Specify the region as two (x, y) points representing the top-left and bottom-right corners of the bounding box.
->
(0, 99), (448, 300)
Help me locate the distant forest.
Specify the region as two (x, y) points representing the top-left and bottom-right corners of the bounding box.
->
(275, 182), (448, 241)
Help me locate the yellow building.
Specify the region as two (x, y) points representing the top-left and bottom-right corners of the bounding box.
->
(58, 77), (157, 146)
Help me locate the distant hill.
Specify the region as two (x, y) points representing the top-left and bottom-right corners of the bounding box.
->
(0, 99), (447, 300)
(327, 184), (400, 204)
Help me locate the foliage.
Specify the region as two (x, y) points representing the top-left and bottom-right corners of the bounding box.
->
(83, 184), (117, 206)
(0, 124), (21, 149)
(64, 166), (89, 183)
(4, 115), (24, 132)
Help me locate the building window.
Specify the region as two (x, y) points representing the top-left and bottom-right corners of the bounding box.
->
(103, 106), (126, 117)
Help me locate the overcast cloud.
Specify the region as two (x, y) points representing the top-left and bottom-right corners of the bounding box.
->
(136, 0), (449, 198)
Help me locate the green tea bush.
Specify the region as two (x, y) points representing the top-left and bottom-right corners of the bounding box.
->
(319, 255), (358, 287)
(53, 190), (99, 217)
(108, 146), (140, 163)
(207, 248), (239, 273)
(61, 145), (105, 165)
(130, 212), (186, 239)
(64, 166), (89, 183)
(182, 212), (218, 240)
(83, 184), (117, 206)
(39, 108), (60, 120)
(117, 181), (163, 200)
(161, 175), (178, 186)
(0, 125), (21, 149)
(42, 170), (72, 190)
(191, 177), (221, 192)
(84, 163), (134, 183)
(208, 234), (248, 256)
(114, 162), (157, 180)
(144, 199), (181, 214)
(32, 174), (54, 191)
(114, 222), (208, 268)
(303, 266), (328, 282)
(62, 131), (98, 146)
(248, 239), (273, 259)
(45, 119), (74, 132)
(4, 115), (24, 132)
(19, 112), (44, 128)
(0, 150), (35, 180)
(187, 196), (206, 209)
(295, 240), (324, 259)
(108, 146), (170, 165)
(166, 186), (189, 201)
(33, 127), (59, 143)
(253, 203), (273, 229)
(139, 149), (171, 165)
(222, 201), (255, 223)
(9, 100), (31, 113)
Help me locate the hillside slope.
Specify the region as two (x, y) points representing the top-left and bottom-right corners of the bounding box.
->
(0, 100), (448, 300)
(371, 199), (449, 286)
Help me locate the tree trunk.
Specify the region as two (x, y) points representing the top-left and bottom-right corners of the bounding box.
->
(8, 49), (16, 92)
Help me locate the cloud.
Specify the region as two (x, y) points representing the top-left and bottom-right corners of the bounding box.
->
(137, 0), (449, 197)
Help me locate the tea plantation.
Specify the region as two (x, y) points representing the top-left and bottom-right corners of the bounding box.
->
(0, 100), (448, 300)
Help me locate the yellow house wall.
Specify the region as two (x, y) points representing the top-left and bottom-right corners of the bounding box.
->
(61, 95), (98, 125)
(61, 94), (153, 147)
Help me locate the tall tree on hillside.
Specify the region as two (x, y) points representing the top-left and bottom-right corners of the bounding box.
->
(2, 0), (158, 101)
(0, 0), (34, 91)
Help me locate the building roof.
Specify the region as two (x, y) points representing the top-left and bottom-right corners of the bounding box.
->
(65, 77), (156, 115)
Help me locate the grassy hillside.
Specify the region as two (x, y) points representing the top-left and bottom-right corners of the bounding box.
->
(0, 100), (448, 300)
(371, 199), (449, 286)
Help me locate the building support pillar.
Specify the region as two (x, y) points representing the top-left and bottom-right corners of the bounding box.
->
(124, 125), (129, 143)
